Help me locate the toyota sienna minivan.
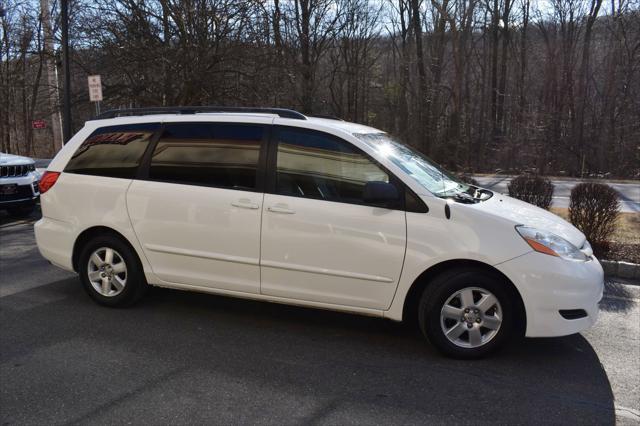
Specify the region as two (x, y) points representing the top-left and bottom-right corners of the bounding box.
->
(34, 107), (604, 358)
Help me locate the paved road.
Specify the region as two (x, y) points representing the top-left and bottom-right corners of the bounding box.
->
(1, 215), (639, 425)
(474, 176), (640, 213)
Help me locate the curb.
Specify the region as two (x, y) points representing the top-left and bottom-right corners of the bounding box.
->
(601, 260), (640, 281)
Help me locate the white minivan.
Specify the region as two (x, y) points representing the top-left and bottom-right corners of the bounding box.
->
(35, 107), (604, 358)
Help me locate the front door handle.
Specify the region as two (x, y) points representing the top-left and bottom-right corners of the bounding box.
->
(267, 204), (295, 214)
(232, 199), (260, 210)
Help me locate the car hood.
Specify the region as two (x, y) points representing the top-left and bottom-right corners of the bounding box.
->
(0, 152), (34, 166)
(476, 192), (586, 248)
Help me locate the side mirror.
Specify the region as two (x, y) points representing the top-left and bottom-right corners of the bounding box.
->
(363, 181), (399, 205)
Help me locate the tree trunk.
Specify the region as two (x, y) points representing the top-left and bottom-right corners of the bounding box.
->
(410, 0), (430, 154)
(490, 0), (499, 142)
(40, 0), (63, 153)
(574, 0), (603, 177)
(496, 0), (511, 138)
(297, 0), (314, 114)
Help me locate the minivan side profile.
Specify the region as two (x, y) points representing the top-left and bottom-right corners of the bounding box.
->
(35, 107), (604, 358)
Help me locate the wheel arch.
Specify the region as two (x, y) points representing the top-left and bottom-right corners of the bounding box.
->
(72, 226), (142, 273)
(401, 259), (527, 335)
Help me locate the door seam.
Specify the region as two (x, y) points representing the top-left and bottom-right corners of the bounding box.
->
(124, 179), (156, 275)
(385, 210), (409, 311)
(258, 192), (265, 295)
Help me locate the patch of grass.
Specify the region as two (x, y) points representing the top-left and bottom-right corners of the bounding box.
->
(551, 208), (639, 244)
(551, 208), (640, 263)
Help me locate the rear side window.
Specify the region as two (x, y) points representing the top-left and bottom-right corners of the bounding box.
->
(275, 127), (391, 206)
(65, 123), (158, 179)
(148, 122), (264, 191)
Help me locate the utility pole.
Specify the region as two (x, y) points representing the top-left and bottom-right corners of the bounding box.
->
(61, 0), (72, 143)
(40, 0), (63, 152)
(0, 7), (6, 155)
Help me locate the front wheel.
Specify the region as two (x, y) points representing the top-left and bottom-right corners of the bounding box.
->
(78, 234), (147, 307)
(419, 268), (515, 359)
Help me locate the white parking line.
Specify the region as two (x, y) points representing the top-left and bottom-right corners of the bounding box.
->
(0, 219), (35, 229)
(615, 405), (640, 422)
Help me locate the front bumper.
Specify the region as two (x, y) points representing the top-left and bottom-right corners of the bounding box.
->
(0, 174), (40, 208)
(495, 251), (604, 338)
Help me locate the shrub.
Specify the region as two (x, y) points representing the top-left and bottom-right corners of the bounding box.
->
(507, 175), (554, 210)
(569, 183), (620, 249)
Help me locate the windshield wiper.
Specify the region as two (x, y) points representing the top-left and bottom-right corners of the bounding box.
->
(452, 192), (477, 203)
(438, 191), (477, 204)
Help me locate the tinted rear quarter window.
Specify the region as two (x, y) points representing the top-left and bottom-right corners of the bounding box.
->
(65, 123), (158, 179)
(148, 122), (264, 191)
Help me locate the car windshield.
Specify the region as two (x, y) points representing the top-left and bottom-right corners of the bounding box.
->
(354, 132), (470, 197)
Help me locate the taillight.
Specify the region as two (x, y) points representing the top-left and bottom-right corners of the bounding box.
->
(39, 171), (61, 194)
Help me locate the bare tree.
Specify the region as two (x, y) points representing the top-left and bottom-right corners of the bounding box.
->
(1, 0), (638, 178)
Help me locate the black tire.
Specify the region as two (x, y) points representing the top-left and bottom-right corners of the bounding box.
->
(8, 203), (35, 218)
(78, 234), (147, 307)
(418, 267), (515, 359)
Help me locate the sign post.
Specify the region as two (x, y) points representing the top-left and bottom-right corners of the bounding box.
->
(87, 75), (103, 115)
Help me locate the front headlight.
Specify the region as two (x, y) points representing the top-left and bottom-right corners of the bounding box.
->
(515, 226), (588, 261)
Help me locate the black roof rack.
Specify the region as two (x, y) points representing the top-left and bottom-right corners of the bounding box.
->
(94, 106), (307, 120)
(309, 114), (344, 121)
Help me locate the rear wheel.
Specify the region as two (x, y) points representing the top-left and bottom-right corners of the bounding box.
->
(418, 268), (515, 359)
(78, 234), (147, 307)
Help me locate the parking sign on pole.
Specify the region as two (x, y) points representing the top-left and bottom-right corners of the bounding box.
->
(88, 75), (103, 115)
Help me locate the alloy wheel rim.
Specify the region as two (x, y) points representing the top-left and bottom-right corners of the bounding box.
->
(87, 247), (127, 297)
(440, 287), (502, 348)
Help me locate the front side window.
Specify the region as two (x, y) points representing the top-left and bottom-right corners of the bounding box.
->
(65, 123), (158, 179)
(148, 122), (263, 190)
(275, 127), (390, 205)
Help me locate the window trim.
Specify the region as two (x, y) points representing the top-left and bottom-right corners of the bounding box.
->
(266, 125), (427, 212)
(137, 121), (270, 193)
(64, 122), (162, 180)
(136, 123), (165, 180)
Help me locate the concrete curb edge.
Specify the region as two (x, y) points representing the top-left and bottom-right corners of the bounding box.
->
(601, 259), (640, 281)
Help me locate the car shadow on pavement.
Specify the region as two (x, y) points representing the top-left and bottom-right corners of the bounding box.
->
(0, 204), (41, 227)
(600, 280), (638, 313)
(0, 278), (616, 425)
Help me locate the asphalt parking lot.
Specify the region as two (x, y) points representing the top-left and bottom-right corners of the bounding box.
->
(1, 210), (639, 425)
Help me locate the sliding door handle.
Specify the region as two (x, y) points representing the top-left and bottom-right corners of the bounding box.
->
(232, 199), (260, 210)
(267, 204), (295, 214)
